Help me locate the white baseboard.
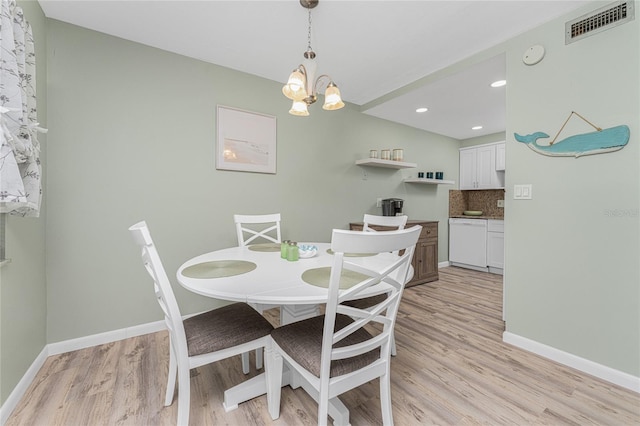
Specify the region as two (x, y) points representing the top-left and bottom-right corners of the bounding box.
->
(47, 320), (166, 356)
(438, 261), (450, 268)
(449, 261), (489, 273)
(0, 320), (166, 425)
(503, 331), (640, 394)
(0, 347), (49, 425)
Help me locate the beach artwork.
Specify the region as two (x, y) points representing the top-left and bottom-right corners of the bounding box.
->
(216, 106), (276, 173)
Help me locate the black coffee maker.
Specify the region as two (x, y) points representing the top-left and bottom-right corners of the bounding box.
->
(381, 198), (404, 216)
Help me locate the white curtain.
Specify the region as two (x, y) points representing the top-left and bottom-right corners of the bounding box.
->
(0, 0), (46, 217)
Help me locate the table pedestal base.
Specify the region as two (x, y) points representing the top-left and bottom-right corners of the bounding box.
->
(280, 303), (321, 325)
(223, 370), (288, 412)
(223, 369), (349, 426)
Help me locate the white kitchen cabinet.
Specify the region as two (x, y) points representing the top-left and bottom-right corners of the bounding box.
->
(449, 218), (504, 275)
(459, 149), (477, 189)
(487, 219), (504, 274)
(459, 142), (505, 190)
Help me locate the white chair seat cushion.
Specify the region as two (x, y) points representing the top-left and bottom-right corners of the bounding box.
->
(271, 314), (379, 378)
(184, 303), (274, 357)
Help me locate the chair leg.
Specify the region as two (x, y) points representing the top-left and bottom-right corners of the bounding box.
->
(256, 347), (263, 369)
(165, 344), (177, 406)
(266, 345), (283, 420)
(241, 352), (250, 374)
(380, 370), (393, 425)
(176, 365), (191, 426)
(318, 386), (330, 426)
(391, 332), (397, 357)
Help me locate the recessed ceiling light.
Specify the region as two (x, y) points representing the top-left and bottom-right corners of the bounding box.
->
(472, 126), (483, 130)
(415, 107), (428, 113)
(491, 80), (506, 88)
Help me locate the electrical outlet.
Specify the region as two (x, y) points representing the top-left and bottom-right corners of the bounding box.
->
(376, 198), (382, 207)
(497, 200), (504, 208)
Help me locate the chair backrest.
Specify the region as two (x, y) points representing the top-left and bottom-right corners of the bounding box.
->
(234, 213), (282, 246)
(362, 214), (408, 232)
(129, 221), (188, 359)
(321, 225), (421, 379)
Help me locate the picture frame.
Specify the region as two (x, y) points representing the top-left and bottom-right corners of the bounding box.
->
(216, 105), (277, 174)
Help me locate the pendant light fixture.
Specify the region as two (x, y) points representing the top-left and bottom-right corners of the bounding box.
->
(282, 0), (344, 116)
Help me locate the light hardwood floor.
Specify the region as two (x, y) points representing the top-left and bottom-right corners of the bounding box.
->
(6, 267), (640, 425)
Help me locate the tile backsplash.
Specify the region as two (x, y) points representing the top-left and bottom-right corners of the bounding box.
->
(449, 189), (505, 218)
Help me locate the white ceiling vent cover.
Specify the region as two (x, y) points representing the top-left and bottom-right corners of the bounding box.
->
(566, 1), (635, 44)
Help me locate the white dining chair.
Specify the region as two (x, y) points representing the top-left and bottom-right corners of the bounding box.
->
(362, 213), (408, 232)
(266, 225), (422, 426)
(233, 213), (282, 370)
(234, 213), (282, 246)
(129, 221), (274, 426)
(344, 213), (409, 356)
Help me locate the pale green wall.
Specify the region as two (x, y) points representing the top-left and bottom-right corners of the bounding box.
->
(44, 20), (459, 343)
(460, 131), (506, 148)
(504, 3), (639, 376)
(0, 0), (48, 405)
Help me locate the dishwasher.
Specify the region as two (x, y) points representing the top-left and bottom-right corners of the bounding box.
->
(448, 218), (488, 271)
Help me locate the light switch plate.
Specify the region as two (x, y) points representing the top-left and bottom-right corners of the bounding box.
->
(514, 184), (532, 200)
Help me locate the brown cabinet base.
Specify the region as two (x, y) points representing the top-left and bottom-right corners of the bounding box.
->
(349, 220), (439, 287)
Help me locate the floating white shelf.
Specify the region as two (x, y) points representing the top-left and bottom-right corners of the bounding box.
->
(355, 158), (417, 169)
(404, 178), (455, 185)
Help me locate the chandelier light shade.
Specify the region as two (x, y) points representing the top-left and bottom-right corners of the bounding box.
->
(289, 100), (310, 116)
(282, 68), (306, 101)
(282, 0), (344, 116)
(322, 82), (345, 110)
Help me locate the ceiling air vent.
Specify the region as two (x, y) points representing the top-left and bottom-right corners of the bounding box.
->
(566, 1), (635, 44)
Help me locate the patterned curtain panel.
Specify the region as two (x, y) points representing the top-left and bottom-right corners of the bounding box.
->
(0, 0), (46, 217)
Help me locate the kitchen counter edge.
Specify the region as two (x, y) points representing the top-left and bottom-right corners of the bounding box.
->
(449, 216), (504, 220)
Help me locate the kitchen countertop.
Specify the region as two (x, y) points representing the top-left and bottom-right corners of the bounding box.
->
(450, 215), (504, 220)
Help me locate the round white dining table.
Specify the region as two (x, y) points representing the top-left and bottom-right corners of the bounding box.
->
(176, 242), (404, 324)
(175, 241), (409, 422)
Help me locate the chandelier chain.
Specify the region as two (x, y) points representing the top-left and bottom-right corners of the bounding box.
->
(307, 6), (312, 51)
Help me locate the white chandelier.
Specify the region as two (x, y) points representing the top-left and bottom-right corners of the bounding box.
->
(282, 0), (345, 116)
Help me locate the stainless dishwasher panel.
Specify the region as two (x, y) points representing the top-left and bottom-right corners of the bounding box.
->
(449, 218), (488, 270)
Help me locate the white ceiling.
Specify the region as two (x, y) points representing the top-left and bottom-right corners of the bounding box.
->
(37, 0), (594, 140)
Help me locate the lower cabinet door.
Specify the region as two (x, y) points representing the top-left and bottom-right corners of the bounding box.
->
(413, 240), (438, 284)
(487, 231), (504, 269)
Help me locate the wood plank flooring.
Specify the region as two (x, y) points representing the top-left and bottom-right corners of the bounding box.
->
(6, 267), (640, 425)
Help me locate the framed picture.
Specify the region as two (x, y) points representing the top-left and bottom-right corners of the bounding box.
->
(216, 105), (277, 174)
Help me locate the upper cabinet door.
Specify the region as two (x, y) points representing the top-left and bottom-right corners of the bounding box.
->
(459, 142), (505, 190)
(459, 149), (477, 189)
(476, 144), (497, 189)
